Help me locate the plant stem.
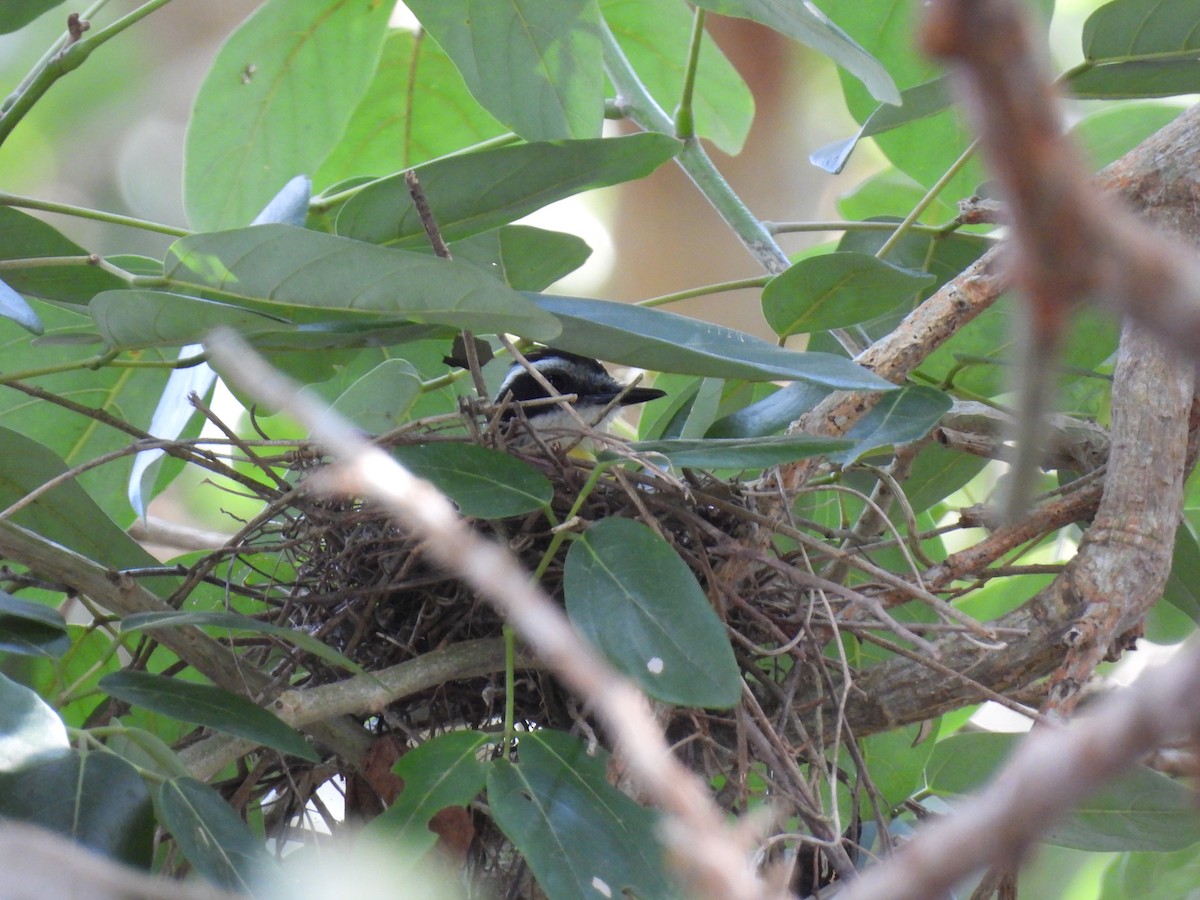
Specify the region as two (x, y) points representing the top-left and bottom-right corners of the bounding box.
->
(673, 7), (706, 139)
(600, 21), (789, 275)
(875, 140), (978, 261)
(0, 191), (189, 237)
(637, 276), (770, 308)
(502, 624), (516, 758)
(0, 0), (180, 149)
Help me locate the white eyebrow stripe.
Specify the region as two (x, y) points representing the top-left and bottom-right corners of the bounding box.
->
(495, 356), (586, 400)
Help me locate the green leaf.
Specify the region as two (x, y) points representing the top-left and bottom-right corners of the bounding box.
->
(0, 590), (69, 658)
(330, 359), (421, 435)
(564, 518), (740, 707)
(0, 302), (175, 523)
(1101, 845), (1200, 900)
(365, 730), (491, 853)
(811, 76), (951, 173)
(315, 29), (506, 187)
(762, 251), (934, 337)
(901, 443), (989, 514)
(99, 671), (318, 762)
(927, 732), (1200, 852)
(922, 303), (1119, 400)
(184, 0), (392, 230)
(818, 0), (992, 200)
(707, 382), (828, 439)
(119, 610), (370, 678)
(158, 776), (272, 891)
(106, 725), (193, 780)
(164, 225), (561, 340)
(391, 444), (553, 518)
(91, 290), (289, 349)
(838, 385), (952, 464)
(0, 428), (161, 573)
(601, 0), (754, 155)
(452, 225), (592, 292)
(335, 134), (679, 248)
(0, 207), (126, 304)
(1083, 0), (1200, 61)
(488, 730), (676, 898)
(1071, 103), (1184, 170)
(405, 0), (605, 140)
(0, 671), (68, 769)
(1067, 61), (1200, 100)
(858, 723), (937, 817)
(692, 0), (898, 105)
(531, 293), (898, 390)
(0, 750), (153, 868)
(0, 0), (66, 33)
(626, 434), (854, 470)
(1067, 0), (1200, 99)
(1152, 525), (1200, 642)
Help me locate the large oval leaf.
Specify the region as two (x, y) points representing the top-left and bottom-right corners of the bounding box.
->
(762, 251), (934, 337)
(164, 225), (561, 340)
(532, 293), (896, 390)
(0, 750), (153, 868)
(0, 592), (69, 659)
(404, 0), (605, 140)
(564, 518), (740, 708)
(99, 671), (318, 762)
(0, 671), (68, 769)
(0, 428), (161, 573)
(391, 444), (553, 518)
(837, 384), (953, 464)
(0, 0), (66, 33)
(451, 225), (592, 291)
(184, 0), (392, 230)
(487, 730), (675, 898)
(335, 134), (679, 248)
(158, 776), (272, 891)
(315, 29), (507, 187)
(0, 207), (125, 304)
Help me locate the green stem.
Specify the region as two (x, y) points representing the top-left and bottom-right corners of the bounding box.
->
(0, 191), (189, 237)
(1, 0), (115, 115)
(0, 350), (119, 385)
(0, 0), (180, 149)
(502, 624), (516, 758)
(600, 21), (789, 275)
(875, 140), (978, 261)
(673, 7), (706, 140)
(637, 276), (769, 308)
(768, 219), (983, 240)
(0, 254), (137, 281)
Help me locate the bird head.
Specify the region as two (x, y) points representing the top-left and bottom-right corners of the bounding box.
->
(493, 349), (665, 447)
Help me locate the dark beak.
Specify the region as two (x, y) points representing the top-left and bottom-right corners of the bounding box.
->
(588, 386), (666, 407)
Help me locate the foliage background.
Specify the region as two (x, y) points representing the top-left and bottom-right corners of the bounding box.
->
(1, 0), (1198, 898)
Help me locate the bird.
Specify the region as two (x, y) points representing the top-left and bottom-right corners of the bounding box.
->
(492, 349), (665, 447)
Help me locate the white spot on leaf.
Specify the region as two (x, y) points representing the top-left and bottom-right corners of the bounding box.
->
(646, 657), (664, 675)
(591, 876), (612, 897)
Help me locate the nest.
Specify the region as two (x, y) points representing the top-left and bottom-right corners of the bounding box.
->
(199, 403), (942, 894)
